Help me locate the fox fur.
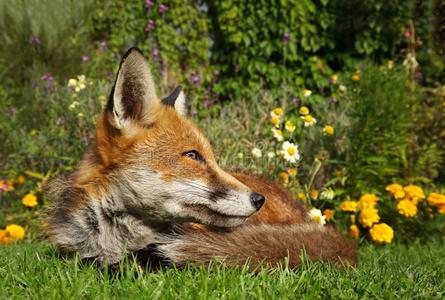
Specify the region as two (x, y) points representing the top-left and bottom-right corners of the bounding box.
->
(44, 47), (357, 268)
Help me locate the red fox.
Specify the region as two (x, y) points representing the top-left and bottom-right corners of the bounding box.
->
(44, 48), (356, 268)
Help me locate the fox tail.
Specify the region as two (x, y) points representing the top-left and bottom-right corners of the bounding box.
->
(157, 223), (357, 269)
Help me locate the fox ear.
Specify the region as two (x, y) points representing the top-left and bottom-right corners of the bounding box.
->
(161, 86), (187, 116)
(106, 47), (159, 129)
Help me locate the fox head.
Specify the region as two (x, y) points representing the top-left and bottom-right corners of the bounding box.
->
(88, 48), (265, 227)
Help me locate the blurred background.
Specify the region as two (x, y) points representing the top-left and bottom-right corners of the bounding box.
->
(0, 0), (444, 243)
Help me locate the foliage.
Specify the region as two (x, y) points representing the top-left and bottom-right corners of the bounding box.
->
(1, 241), (445, 298)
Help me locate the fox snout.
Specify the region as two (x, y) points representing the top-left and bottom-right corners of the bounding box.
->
(250, 192), (265, 210)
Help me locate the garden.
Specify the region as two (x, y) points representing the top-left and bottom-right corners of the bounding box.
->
(0, 0), (444, 298)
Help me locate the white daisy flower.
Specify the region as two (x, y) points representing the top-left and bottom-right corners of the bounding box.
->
(251, 147), (262, 158)
(267, 151), (275, 159)
(301, 115), (317, 127)
(272, 128), (283, 141)
(320, 188), (335, 201)
(309, 208), (326, 225)
(281, 141), (300, 163)
(302, 89), (312, 97)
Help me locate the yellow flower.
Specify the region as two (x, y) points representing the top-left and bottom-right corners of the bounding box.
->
(385, 183), (405, 199)
(359, 208), (380, 228)
(370, 223), (394, 244)
(437, 205), (445, 215)
(16, 175), (25, 184)
(301, 114), (317, 127)
(22, 193), (38, 208)
(98, 95), (107, 104)
(351, 72), (361, 81)
(271, 116), (280, 127)
(270, 107), (283, 118)
(302, 89), (312, 97)
(299, 106), (310, 115)
(323, 209), (335, 221)
(403, 185), (425, 203)
(5, 224), (25, 241)
(323, 125), (334, 136)
(279, 172), (289, 185)
(287, 168), (297, 177)
(387, 60), (394, 69)
(6, 180), (14, 192)
(349, 224), (360, 239)
(309, 190), (319, 200)
(237, 152), (244, 159)
(397, 199), (417, 217)
(359, 193), (378, 209)
(427, 193), (445, 206)
(339, 200), (358, 212)
(330, 74), (338, 84)
(285, 120), (296, 133)
(296, 192), (306, 201)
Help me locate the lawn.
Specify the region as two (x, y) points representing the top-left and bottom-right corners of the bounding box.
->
(1, 240), (444, 299)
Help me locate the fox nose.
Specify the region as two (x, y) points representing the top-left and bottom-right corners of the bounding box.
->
(250, 192), (265, 210)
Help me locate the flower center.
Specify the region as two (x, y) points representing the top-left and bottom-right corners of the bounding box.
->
(287, 147), (295, 155)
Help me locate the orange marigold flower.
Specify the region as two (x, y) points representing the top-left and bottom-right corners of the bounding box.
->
(339, 200), (358, 212)
(323, 209), (335, 221)
(349, 224), (360, 239)
(22, 193), (38, 208)
(385, 183), (405, 199)
(309, 190), (319, 200)
(359, 193), (378, 209)
(5, 224), (25, 241)
(437, 204), (445, 215)
(0, 229), (13, 245)
(397, 199), (417, 217)
(359, 208), (380, 228)
(370, 223), (394, 244)
(404, 185), (425, 202)
(427, 193), (445, 206)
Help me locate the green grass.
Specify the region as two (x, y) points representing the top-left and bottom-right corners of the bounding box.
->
(1, 240), (444, 299)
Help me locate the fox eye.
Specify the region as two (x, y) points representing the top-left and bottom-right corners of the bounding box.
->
(183, 150), (205, 162)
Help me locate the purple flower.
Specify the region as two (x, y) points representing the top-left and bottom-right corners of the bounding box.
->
(191, 72), (200, 84)
(82, 55), (89, 62)
(41, 74), (54, 90)
(144, 0), (154, 9)
(99, 40), (108, 51)
(56, 118), (65, 126)
(282, 32), (290, 43)
(30, 36), (41, 45)
(41, 74), (53, 81)
(145, 20), (155, 33)
(151, 43), (160, 60)
(159, 4), (168, 14)
(204, 99), (213, 108)
(1, 182), (7, 191)
(291, 97), (300, 104)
